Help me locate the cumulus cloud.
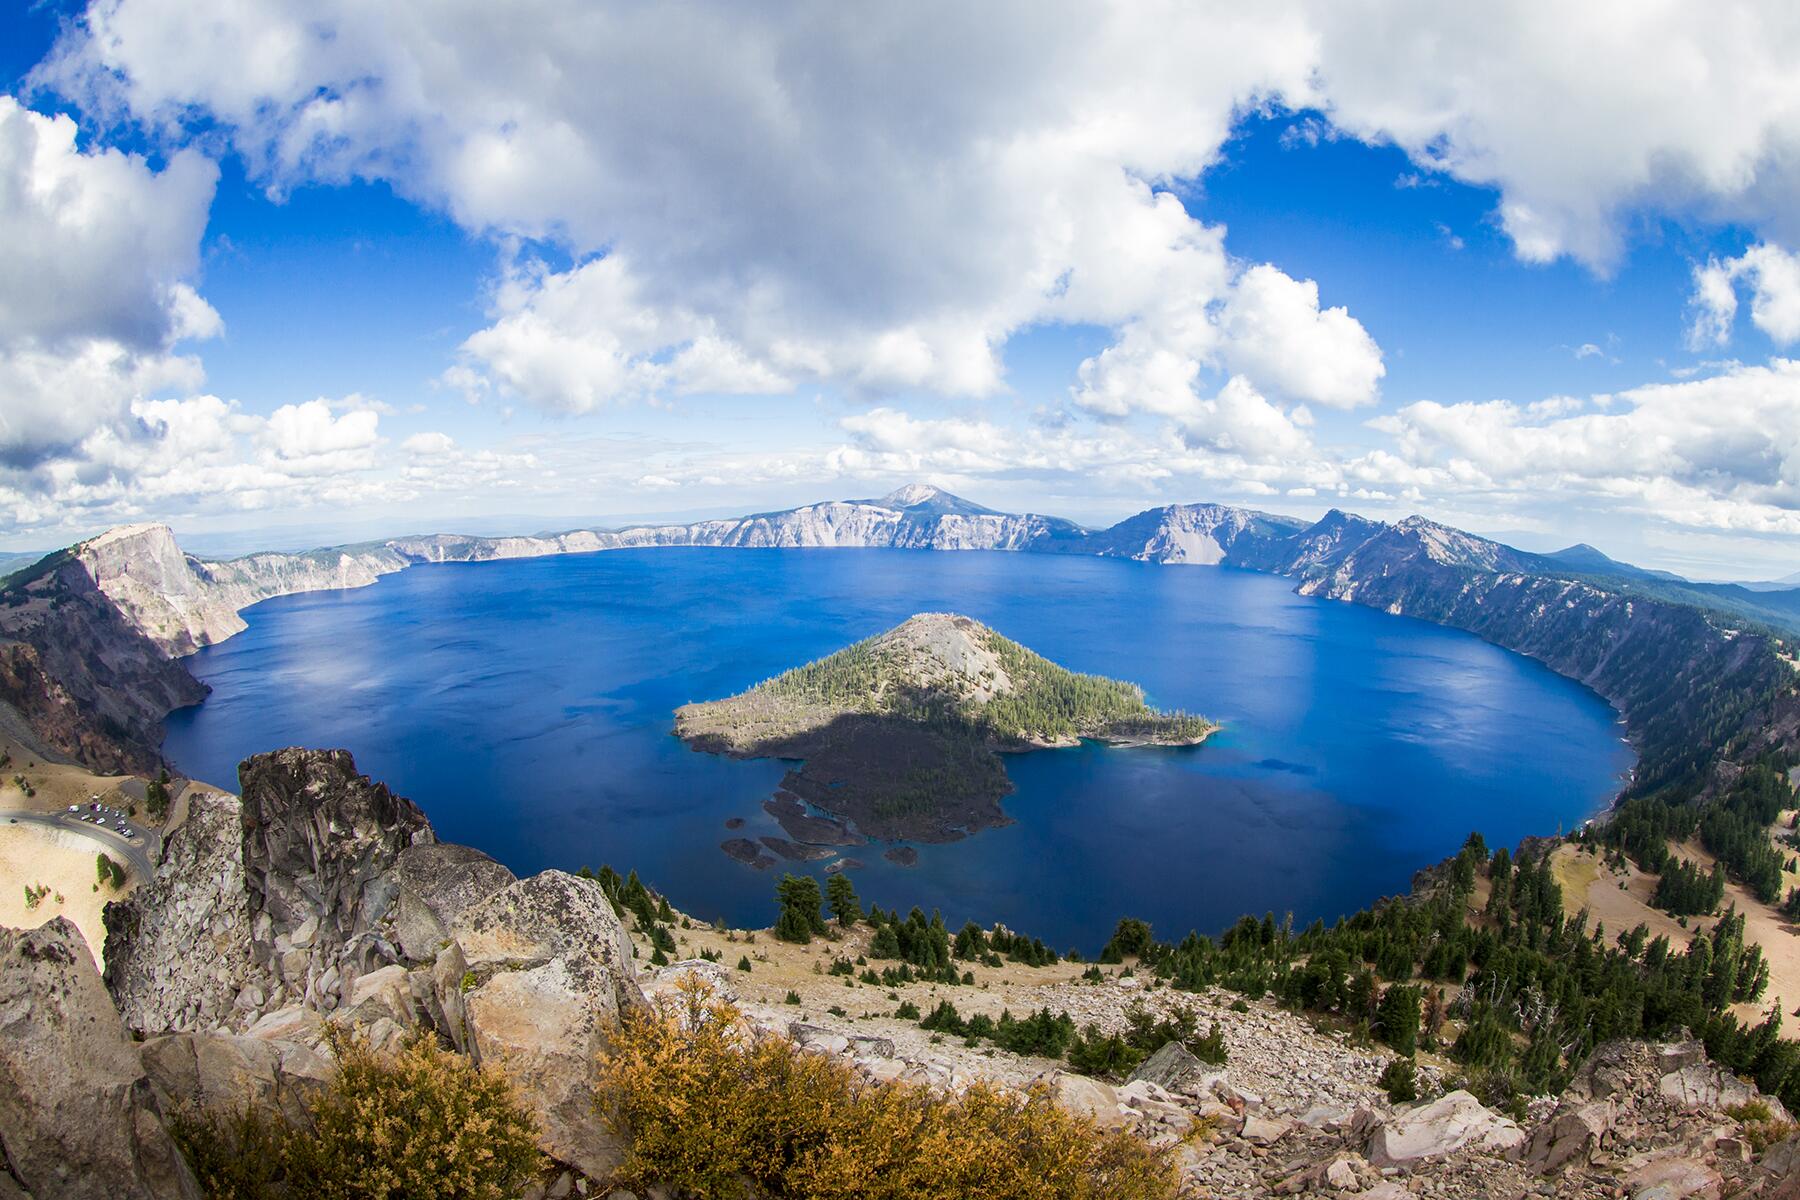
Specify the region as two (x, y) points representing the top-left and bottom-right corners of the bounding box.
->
(1306, 2), (1800, 269)
(17, 2), (1800, 551)
(1216, 266), (1384, 409)
(1688, 244), (1800, 348)
(0, 95), (219, 466)
(1368, 359), (1800, 532)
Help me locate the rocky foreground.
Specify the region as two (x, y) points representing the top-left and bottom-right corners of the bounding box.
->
(1, 747), (1796, 1198)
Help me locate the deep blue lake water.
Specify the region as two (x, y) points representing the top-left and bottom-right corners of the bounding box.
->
(163, 548), (1633, 951)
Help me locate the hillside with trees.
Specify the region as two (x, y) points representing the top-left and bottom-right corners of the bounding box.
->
(675, 613), (1214, 843)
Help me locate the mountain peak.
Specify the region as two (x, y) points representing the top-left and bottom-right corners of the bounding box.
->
(871, 483), (996, 516)
(881, 482), (950, 507)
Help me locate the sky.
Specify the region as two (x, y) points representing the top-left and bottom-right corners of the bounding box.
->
(4, 3), (1800, 580)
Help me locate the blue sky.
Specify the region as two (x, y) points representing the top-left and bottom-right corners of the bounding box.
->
(4, 3), (1800, 580)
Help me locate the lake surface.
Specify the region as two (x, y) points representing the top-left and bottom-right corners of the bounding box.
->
(164, 548), (1633, 951)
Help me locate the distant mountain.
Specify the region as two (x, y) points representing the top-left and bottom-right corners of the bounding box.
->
(1542, 543), (1686, 582)
(1739, 568), (1800, 593)
(1082, 502), (1307, 565)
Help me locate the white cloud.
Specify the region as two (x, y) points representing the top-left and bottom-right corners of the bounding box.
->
(401, 431), (456, 457)
(1688, 243), (1800, 348)
(259, 398), (381, 471)
(0, 95), (219, 466)
(1369, 359), (1800, 532)
(1216, 265), (1384, 409)
(15, 2), (1800, 561)
(449, 255), (793, 412)
(1306, 2), (1800, 270)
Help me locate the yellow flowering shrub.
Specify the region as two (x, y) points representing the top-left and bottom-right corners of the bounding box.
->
(596, 976), (1177, 1200)
(171, 1032), (543, 1200)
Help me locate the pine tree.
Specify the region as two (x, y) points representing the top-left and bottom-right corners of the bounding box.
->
(1377, 985), (1421, 1056)
(774, 874), (826, 944)
(826, 873), (861, 927)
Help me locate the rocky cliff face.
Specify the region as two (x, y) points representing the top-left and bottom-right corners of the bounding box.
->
(1084, 502), (1309, 565)
(236, 748), (435, 1011)
(88, 746), (645, 1185)
(0, 547), (206, 772)
(104, 789), (256, 1033)
(75, 524), (252, 655)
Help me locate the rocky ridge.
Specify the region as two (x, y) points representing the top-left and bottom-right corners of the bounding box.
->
(30, 746), (649, 1193)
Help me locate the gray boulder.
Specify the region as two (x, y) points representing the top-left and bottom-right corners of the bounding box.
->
(1657, 1062), (1757, 1112)
(392, 841), (516, 962)
(1129, 1040), (1207, 1093)
(0, 920), (198, 1199)
(1517, 1099), (1613, 1172)
(1365, 1089), (1525, 1167)
(446, 870), (644, 1181)
(139, 1029), (333, 1128)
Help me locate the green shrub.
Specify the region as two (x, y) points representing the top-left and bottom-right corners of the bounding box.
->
(1378, 1056), (1418, 1103)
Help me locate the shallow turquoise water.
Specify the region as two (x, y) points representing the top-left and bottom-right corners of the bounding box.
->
(163, 548), (1633, 951)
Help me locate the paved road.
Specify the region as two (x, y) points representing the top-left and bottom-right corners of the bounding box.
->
(1, 807), (154, 881)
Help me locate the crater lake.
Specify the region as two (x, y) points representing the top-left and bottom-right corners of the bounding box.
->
(163, 548), (1633, 951)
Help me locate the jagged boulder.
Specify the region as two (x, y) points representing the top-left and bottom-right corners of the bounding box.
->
(1657, 1061), (1758, 1112)
(1624, 1156), (1723, 1200)
(392, 842), (516, 961)
(1365, 1090), (1525, 1167)
(1129, 1039), (1209, 1094)
(1517, 1099), (1614, 1172)
(445, 870), (643, 1181)
(139, 1029), (332, 1127)
(0, 920), (198, 1199)
(238, 748), (434, 1012)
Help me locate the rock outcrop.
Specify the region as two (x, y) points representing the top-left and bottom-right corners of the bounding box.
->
(443, 870), (644, 1181)
(1364, 1089), (1526, 1166)
(392, 841), (517, 962)
(237, 748), (433, 1012)
(92, 748), (644, 1183)
(0, 920), (197, 1199)
(104, 789), (255, 1034)
(106, 749), (438, 1032)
